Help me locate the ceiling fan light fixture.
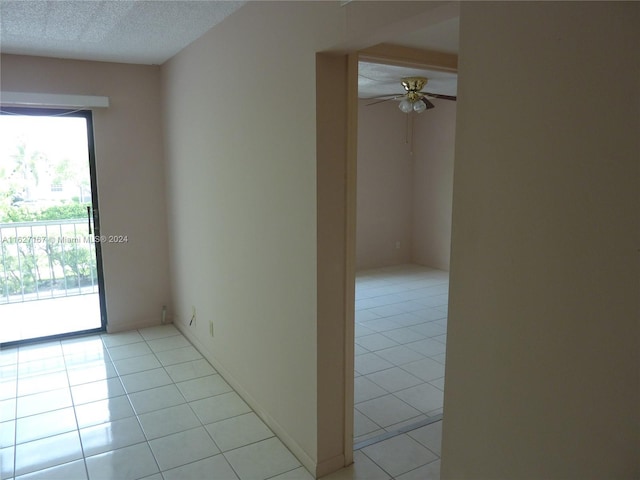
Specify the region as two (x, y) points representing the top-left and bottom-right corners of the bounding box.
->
(399, 98), (413, 113)
(413, 99), (427, 113)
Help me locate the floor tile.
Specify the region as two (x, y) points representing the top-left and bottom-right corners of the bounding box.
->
(354, 310), (381, 322)
(354, 344), (369, 356)
(63, 350), (110, 370)
(100, 331), (144, 348)
(0, 398), (16, 422)
(127, 384), (186, 415)
(16, 387), (72, 418)
(433, 334), (447, 345)
(71, 377), (125, 405)
(176, 374), (232, 402)
(354, 353), (394, 375)
(379, 327), (426, 345)
(17, 370), (68, 397)
(405, 339), (447, 359)
(359, 317), (403, 333)
(162, 454), (239, 480)
(223, 437), (300, 480)
(146, 335), (190, 353)
(80, 416), (146, 456)
(355, 333), (398, 352)
(356, 395), (422, 428)
(355, 323), (376, 338)
(190, 392), (251, 424)
(366, 305), (405, 318)
(15, 407), (76, 444)
(14, 458), (88, 480)
(353, 409), (381, 437)
(112, 354), (161, 376)
(14, 431), (83, 476)
(148, 426), (219, 471)
(164, 359), (216, 383)
(0, 348), (18, 367)
(409, 322), (447, 338)
(205, 412), (273, 452)
(394, 383), (444, 414)
(429, 353), (447, 365)
(106, 342), (152, 361)
(18, 357), (66, 378)
(399, 357), (445, 383)
(373, 345), (425, 366)
(322, 450), (390, 480)
(1, 364), (17, 382)
(74, 395), (135, 428)
(361, 434), (437, 477)
(138, 324), (180, 341)
(85, 442), (159, 480)
(395, 459), (440, 480)
(0, 420), (14, 448)
(365, 368), (423, 393)
(381, 313), (427, 328)
(18, 342), (62, 363)
(269, 466), (314, 479)
(354, 376), (387, 404)
(61, 336), (105, 355)
(154, 346), (202, 366)
(119, 368), (172, 394)
(67, 363), (117, 386)
(0, 380), (18, 401)
(138, 403), (200, 440)
(407, 421), (442, 455)
(1, 446), (14, 479)
(429, 377), (445, 391)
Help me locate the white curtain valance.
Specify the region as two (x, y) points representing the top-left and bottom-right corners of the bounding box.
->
(0, 92), (109, 108)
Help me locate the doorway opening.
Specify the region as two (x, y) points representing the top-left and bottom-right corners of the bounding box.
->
(0, 107), (107, 345)
(351, 48), (456, 457)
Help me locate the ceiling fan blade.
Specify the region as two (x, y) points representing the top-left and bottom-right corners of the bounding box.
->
(423, 92), (457, 101)
(364, 93), (404, 100)
(423, 98), (436, 110)
(365, 97), (399, 106)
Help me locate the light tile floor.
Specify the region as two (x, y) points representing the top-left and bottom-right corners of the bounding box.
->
(0, 264), (446, 480)
(353, 265), (448, 444)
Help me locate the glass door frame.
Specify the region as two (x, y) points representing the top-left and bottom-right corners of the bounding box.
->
(0, 106), (107, 345)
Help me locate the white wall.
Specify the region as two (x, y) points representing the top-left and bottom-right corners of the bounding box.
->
(442, 2), (640, 478)
(356, 99), (413, 269)
(161, 2), (345, 474)
(161, 1), (459, 475)
(0, 55), (172, 333)
(412, 98), (455, 270)
(356, 97), (455, 271)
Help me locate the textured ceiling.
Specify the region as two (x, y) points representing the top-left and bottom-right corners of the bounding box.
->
(359, 61), (457, 99)
(0, 0), (458, 97)
(0, 0), (245, 65)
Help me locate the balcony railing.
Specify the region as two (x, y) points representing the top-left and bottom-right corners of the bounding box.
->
(0, 219), (99, 304)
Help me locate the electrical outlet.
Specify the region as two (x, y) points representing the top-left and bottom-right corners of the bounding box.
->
(209, 321), (214, 337)
(395, 241), (401, 249)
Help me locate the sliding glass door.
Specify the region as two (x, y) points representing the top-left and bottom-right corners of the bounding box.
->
(0, 107), (106, 345)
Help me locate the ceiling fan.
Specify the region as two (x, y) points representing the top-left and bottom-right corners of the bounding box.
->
(367, 76), (456, 114)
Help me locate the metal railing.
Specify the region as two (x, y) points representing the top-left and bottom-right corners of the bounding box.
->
(0, 219), (99, 304)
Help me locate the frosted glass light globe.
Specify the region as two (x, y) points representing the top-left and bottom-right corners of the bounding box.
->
(413, 99), (427, 113)
(398, 99), (413, 113)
